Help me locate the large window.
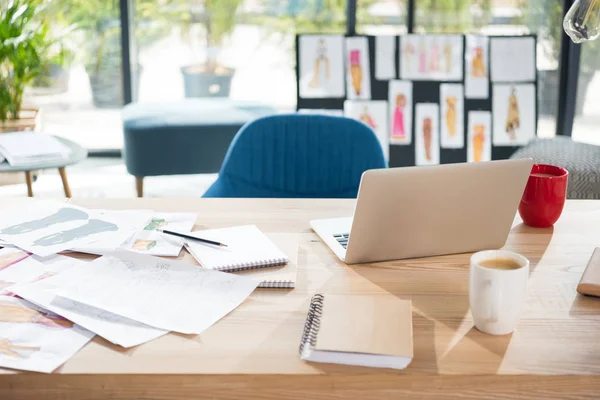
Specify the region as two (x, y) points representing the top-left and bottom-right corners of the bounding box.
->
(572, 41), (600, 145)
(357, 0), (407, 35)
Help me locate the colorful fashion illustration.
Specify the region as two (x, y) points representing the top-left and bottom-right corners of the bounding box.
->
(349, 50), (363, 96)
(418, 39), (427, 73)
(505, 87), (520, 140)
(309, 39), (330, 89)
(404, 41), (415, 73)
(392, 94), (407, 139)
(444, 41), (452, 73)
(472, 47), (486, 77)
(429, 41), (440, 72)
(472, 124), (486, 162)
(423, 118), (432, 161)
(359, 106), (377, 129)
(144, 218), (168, 231)
(0, 301), (73, 328)
(0, 250), (29, 272)
(133, 240), (157, 251)
(0, 338), (40, 358)
(445, 97), (457, 137)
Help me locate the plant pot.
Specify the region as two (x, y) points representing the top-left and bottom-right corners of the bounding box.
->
(86, 64), (142, 108)
(181, 64), (234, 98)
(538, 69), (595, 117)
(29, 64), (70, 95)
(0, 108), (42, 133)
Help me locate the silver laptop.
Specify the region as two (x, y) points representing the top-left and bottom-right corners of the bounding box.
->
(311, 159), (533, 264)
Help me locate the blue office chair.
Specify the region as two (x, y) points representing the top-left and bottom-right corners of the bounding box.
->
(203, 114), (387, 198)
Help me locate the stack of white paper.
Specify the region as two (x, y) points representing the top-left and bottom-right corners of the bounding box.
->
(0, 132), (71, 167)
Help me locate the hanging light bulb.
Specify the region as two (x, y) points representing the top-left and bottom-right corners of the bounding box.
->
(564, 0), (600, 43)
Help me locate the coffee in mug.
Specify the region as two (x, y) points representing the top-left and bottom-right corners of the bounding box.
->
(478, 258), (522, 270)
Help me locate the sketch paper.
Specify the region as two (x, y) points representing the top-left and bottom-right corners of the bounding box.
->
(440, 84), (465, 149)
(12, 269), (167, 348)
(345, 36), (372, 100)
(468, 111), (492, 162)
(388, 80), (413, 145)
(400, 35), (463, 81)
(55, 250), (260, 334)
(299, 35), (345, 99)
(0, 295), (94, 373)
(415, 103), (440, 166)
(123, 213), (196, 257)
(492, 84), (536, 146)
(0, 253), (79, 295)
(465, 35), (489, 98)
(375, 36), (396, 80)
(0, 201), (144, 257)
(490, 37), (536, 82)
(344, 100), (389, 160)
(297, 109), (344, 117)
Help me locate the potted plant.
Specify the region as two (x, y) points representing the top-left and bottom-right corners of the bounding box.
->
(0, 0), (53, 132)
(521, 0), (596, 116)
(29, 32), (75, 95)
(179, 0), (243, 98)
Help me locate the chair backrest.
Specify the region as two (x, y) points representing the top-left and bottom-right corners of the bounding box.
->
(202, 114), (387, 198)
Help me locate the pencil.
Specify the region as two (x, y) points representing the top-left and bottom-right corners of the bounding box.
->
(157, 229), (228, 247)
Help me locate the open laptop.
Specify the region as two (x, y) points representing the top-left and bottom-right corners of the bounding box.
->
(311, 159), (534, 264)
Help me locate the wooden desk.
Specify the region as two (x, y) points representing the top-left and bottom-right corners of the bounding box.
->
(2, 198), (600, 399)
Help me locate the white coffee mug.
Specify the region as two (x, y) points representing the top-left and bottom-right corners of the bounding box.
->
(469, 250), (529, 335)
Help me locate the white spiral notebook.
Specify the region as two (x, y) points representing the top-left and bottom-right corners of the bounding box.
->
(184, 225), (290, 273)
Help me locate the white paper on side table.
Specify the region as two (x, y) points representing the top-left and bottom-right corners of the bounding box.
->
(0, 295), (94, 373)
(53, 250), (260, 334)
(0, 201), (145, 257)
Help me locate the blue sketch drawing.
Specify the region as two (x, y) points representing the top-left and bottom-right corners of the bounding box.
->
(1, 208), (88, 235)
(33, 219), (118, 247)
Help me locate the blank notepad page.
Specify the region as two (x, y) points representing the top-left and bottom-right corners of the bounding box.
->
(185, 225), (290, 272)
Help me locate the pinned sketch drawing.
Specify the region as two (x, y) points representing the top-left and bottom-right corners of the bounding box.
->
(465, 35), (489, 99)
(415, 103), (440, 165)
(444, 39), (453, 73)
(401, 35), (463, 81)
(375, 36), (396, 80)
(388, 80), (413, 145)
(345, 36), (371, 100)
(299, 35), (345, 99)
(493, 84), (536, 146)
(490, 37), (536, 82)
(344, 100), (389, 160)
(440, 84), (464, 149)
(468, 111), (492, 162)
(403, 37), (415, 74)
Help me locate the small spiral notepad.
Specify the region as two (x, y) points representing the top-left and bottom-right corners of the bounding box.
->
(184, 225), (290, 273)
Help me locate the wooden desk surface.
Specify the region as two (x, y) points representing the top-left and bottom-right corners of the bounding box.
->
(2, 198), (600, 399)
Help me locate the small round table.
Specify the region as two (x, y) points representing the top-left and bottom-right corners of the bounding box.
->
(0, 136), (87, 197)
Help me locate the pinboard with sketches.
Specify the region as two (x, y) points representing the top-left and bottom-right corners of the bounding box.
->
(295, 34), (538, 167)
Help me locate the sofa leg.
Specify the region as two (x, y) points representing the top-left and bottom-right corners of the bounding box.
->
(136, 177), (144, 198)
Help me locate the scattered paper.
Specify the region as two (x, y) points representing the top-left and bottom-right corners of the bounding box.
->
(388, 80), (413, 145)
(0, 295), (94, 373)
(440, 84), (465, 149)
(345, 36), (372, 100)
(492, 84), (536, 146)
(415, 103), (440, 166)
(123, 213), (196, 257)
(298, 35), (345, 99)
(465, 35), (489, 99)
(54, 250), (260, 334)
(344, 100), (389, 160)
(490, 37), (536, 83)
(468, 111), (492, 162)
(0, 201), (143, 257)
(375, 36), (396, 80)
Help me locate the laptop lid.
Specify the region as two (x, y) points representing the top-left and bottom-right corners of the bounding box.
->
(344, 159), (534, 264)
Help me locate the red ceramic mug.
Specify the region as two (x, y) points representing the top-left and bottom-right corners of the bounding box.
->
(518, 164), (569, 228)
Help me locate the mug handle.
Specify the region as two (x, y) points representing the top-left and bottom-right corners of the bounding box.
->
(485, 280), (501, 323)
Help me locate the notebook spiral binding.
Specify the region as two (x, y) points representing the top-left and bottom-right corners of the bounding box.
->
(299, 293), (325, 355)
(258, 280), (295, 289)
(216, 258), (288, 272)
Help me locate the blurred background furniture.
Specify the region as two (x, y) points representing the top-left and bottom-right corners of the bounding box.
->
(0, 136), (87, 197)
(202, 114), (387, 198)
(122, 99), (276, 197)
(510, 137), (600, 199)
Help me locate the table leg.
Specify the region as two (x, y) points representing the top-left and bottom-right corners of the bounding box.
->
(25, 171), (33, 197)
(136, 177), (144, 198)
(58, 167), (72, 198)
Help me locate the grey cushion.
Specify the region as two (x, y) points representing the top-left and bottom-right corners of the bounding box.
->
(122, 99), (276, 177)
(510, 137), (600, 199)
